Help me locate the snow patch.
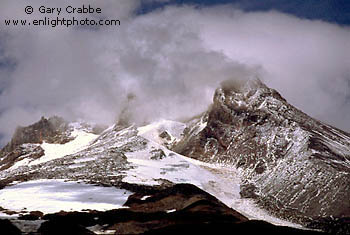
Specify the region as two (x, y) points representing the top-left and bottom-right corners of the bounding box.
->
(193, 116), (207, 136)
(0, 179), (132, 214)
(29, 130), (98, 166)
(73, 156), (98, 164)
(137, 119), (186, 145)
(10, 158), (32, 170)
(141, 195), (151, 200)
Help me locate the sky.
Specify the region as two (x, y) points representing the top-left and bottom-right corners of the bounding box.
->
(0, 0), (349, 146)
(140, 0), (350, 25)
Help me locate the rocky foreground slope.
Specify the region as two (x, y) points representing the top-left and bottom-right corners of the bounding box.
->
(0, 183), (322, 235)
(0, 79), (349, 234)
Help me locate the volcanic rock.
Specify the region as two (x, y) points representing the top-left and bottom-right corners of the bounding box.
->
(174, 78), (350, 225)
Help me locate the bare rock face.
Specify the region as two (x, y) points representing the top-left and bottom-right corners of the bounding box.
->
(0, 116), (108, 171)
(173, 79), (350, 224)
(3, 116), (71, 152)
(0, 144), (45, 171)
(0, 116), (72, 170)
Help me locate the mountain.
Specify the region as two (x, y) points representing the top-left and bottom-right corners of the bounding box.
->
(0, 79), (348, 234)
(173, 79), (350, 228)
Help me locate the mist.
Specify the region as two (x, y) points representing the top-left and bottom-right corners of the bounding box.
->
(0, 0), (349, 146)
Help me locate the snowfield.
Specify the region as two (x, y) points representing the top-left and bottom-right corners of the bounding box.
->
(127, 120), (301, 228)
(9, 125), (99, 170)
(32, 129), (99, 166)
(0, 179), (131, 214)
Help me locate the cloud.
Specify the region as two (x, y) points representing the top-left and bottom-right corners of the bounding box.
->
(192, 6), (350, 128)
(0, 1), (349, 146)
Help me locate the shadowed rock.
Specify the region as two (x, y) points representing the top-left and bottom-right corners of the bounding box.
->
(37, 183), (323, 234)
(0, 219), (22, 235)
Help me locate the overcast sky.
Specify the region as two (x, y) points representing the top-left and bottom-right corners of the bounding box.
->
(0, 0), (349, 146)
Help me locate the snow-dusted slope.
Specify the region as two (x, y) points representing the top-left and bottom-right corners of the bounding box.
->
(0, 118), (299, 228)
(173, 78), (350, 225)
(125, 120), (299, 227)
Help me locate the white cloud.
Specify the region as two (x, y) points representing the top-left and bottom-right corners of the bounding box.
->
(193, 7), (350, 128)
(0, 2), (349, 146)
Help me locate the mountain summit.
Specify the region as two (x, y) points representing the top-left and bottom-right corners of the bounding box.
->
(174, 78), (350, 225)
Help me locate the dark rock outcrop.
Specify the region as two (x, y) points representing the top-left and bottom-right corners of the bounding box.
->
(150, 149), (166, 160)
(36, 184), (322, 235)
(0, 219), (22, 235)
(38, 219), (96, 235)
(307, 217), (350, 235)
(3, 116), (71, 153)
(145, 220), (322, 235)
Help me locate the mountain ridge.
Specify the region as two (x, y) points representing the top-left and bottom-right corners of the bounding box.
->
(173, 78), (350, 225)
(0, 79), (349, 233)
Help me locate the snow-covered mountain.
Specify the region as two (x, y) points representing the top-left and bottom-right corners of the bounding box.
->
(174, 79), (350, 228)
(0, 79), (348, 234)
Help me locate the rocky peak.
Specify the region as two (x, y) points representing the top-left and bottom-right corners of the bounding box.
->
(212, 78), (295, 126)
(174, 78), (350, 225)
(2, 116), (70, 153)
(0, 116), (75, 171)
